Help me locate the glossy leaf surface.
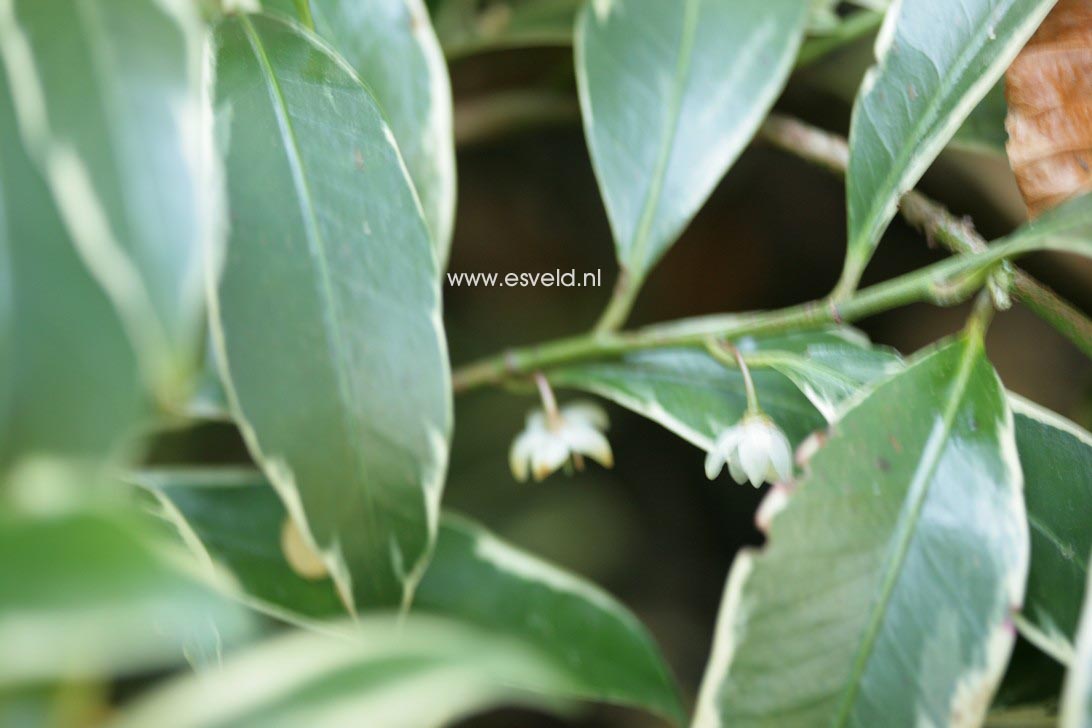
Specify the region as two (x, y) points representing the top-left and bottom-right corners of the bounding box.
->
(740, 329), (902, 421)
(307, 0), (456, 265)
(1012, 395), (1092, 664)
(140, 469), (683, 723)
(844, 0), (1056, 287)
(212, 14), (452, 608)
(0, 508), (254, 685)
(694, 336), (1028, 727)
(549, 328), (896, 451)
(576, 0), (809, 282)
(0, 0), (216, 399)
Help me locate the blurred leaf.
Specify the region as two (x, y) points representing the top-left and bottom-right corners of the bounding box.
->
(141, 468), (346, 622)
(0, 683), (109, 728)
(0, 508), (254, 686)
(300, 0), (457, 266)
(211, 14), (452, 608)
(843, 0), (1055, 290)
(986, 706), (1056, 727)
(0, 0), (219, 402)
(693, 336), (1027, 727)
(1012, 396), (1092, 664)
(1061, 547), (1092, 728)
(951, 81), (1009, 156)
(575, 0), (809, 286)
(186, 334), (231, 422)
(428, 0), (581, 58)
(427, 0), (880, 59)
(797, 8), (884, 67)
(111, 614), (574, 728)
(549, 328), (895, 451)
(0, 72), (141, 477)
(139, 469), (684, 723)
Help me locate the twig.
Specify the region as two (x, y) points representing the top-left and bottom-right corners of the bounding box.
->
(452, 234), (1047, 392)
(758, 114), (1092, 358)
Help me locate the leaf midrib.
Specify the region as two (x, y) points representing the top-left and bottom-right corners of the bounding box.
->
(832, 336), (985, 725)
(623, 0), (701, 275)
(240, 16), (379, 597)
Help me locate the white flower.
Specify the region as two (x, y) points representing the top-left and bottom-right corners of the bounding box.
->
(705, 413), (793, 487)
(509, 401), (613, 482)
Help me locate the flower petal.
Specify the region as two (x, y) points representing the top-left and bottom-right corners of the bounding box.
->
(711, 424), (743, 456)
(704, 449), (727, 480)
(768, 426), (794, 483)
(564, 421), (613, 468)
(531, 433), (570, 481)
(509, 428), (539, 482)
(561, 401), (609, 430)
(739, 423), (772, 487)
(727, 454), (748, 485)
(526, 410), (549, 430)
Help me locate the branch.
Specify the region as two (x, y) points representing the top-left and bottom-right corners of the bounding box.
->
(757, 114), (1092, 359)
(452, 235), (1042, 392)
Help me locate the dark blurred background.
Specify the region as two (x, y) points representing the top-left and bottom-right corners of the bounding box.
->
(435, 40), (1092, 728)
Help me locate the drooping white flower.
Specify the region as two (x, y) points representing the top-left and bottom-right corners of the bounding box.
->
(705, 413), (793, 487)
(509, 400), (613, 482)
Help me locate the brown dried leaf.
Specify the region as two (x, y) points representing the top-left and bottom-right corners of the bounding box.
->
(1005, 0), (1092, 217)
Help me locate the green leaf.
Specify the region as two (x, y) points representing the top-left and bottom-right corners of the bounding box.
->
(418, 513), (682, 722)
(996, 191), (1092, 254)
(427, 0), (878, 60)
(1011, 395), (1092, 665)
(138, 469), (684, 723)
(211, 14), (452, 608)
(110, 614), (573, 728)
(0, 507), (254, 685)
(575, 0), (810, 284)
(741, 329), (902, 421)
(1061, 549), (1092, 728)
(0, 0), (219, 402)
(694, 335), (1028, 727)
(304, 0), (456, 266)
(427, 0), (581, 58)
(549, 328), (895, 451)
(551, 347), (822, 451)
(842, 0), (1056, 292)
(0, 72), (141, 476)
(951, 81), (1009, 156)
